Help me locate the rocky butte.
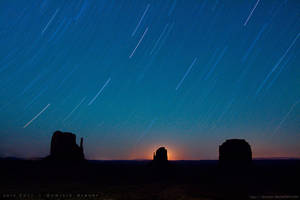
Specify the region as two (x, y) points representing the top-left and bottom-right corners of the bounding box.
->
(219, 139), (252, 166)
(153, 147), (168, 165)
(45, 130), (85, 161)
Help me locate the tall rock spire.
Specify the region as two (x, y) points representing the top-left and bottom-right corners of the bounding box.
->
(80, 137), (83, 150)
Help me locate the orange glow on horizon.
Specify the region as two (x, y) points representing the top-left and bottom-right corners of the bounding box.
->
(87, 142), (300, 160)
(149, 144), (183, 160)
(126, 143), (184, 160)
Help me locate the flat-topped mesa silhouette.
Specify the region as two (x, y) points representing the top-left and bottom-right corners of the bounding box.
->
(153, 147), (168, 165)
(45, 130), (85, 161)
(219, 139), (252, 166)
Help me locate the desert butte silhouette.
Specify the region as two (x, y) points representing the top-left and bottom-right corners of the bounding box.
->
(0, 130), (299, 199)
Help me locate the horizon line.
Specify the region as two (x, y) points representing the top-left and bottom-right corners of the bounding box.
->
(2, 157), (300, 161)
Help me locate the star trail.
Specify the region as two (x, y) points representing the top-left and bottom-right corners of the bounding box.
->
(0, 0), (299, 160)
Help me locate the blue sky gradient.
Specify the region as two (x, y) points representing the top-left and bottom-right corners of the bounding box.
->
(0, 0), (299, 160)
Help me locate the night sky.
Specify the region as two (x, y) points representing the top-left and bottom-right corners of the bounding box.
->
(0, 0), (299, 160)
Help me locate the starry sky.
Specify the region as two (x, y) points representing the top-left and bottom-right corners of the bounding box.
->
(0, 0), (299, 160)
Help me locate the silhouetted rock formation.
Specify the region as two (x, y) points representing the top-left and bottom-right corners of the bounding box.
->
(45, 130), (84, 161)
(153, 147), (168, 165)
(219, 139), (252, 166)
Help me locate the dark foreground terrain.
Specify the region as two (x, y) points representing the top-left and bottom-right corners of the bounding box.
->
(0, 159), (299, 200)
